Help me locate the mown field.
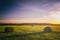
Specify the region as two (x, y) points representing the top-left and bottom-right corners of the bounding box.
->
(0, 24), (60, 40)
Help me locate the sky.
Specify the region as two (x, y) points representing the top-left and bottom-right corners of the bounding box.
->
(0, 0), (60, 24)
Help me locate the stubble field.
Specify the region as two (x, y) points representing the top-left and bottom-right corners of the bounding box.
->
(0, 24), (60, 40)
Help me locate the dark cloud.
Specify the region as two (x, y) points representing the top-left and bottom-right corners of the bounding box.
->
(17, 0), (60, 3)
(0, 0), (15, 19)
(0, 0), (16, 13)
(0, 0), (60, 13)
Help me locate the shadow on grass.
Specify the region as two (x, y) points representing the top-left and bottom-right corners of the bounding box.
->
(0, 32), (5, 33)
(0, 31), (60, 38)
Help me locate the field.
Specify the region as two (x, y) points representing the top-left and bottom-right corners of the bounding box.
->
(0, 24), (60, 40)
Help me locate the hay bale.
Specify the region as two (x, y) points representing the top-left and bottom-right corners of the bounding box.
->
(44, 27), (52, 32)
(5, 27), (14, 33)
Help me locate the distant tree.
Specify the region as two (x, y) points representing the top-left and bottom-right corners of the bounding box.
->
(44, 27), (52, 33)
(5, 27), (14, 33)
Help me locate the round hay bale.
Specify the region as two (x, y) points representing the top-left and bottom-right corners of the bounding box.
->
(5, 27), (14, 33)
(44, 27), (52, 32)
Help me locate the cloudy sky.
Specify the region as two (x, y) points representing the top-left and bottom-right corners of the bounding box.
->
(0, 0), (60, 24)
